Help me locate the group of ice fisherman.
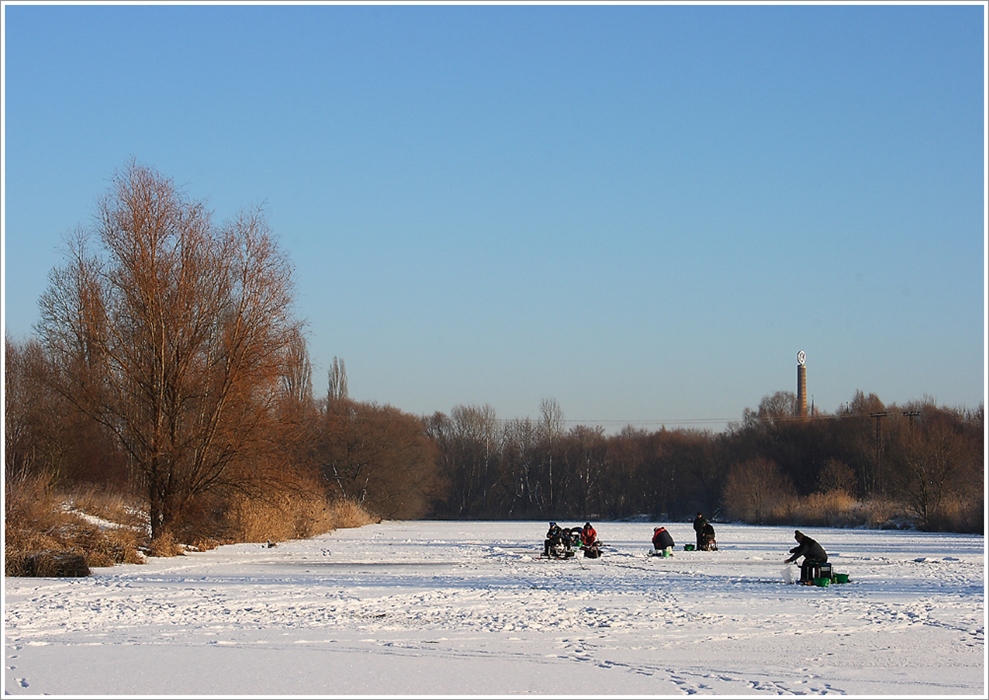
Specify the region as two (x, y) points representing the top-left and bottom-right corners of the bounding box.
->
(544, 512), (832, 584)
(649, 511), (719, 557)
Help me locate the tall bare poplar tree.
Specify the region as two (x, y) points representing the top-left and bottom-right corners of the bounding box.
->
(37, 163), (301, 539)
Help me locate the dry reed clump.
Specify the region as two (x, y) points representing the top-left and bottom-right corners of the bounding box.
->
(859, 498), (908, 528)
(227, 487), (338, 543)
(161, 471), (375, 547)
(189, 536), (224, 552)
(5, 472), (146, 576)
(779, 493), (921, 530)
(66, 484), (146, 530)
(6, 472), (383, 573)
(936, 497), (986, 534)
(327, 498), (379, 528)
(5, 470), (62, 540)
(227, 492), (298, 543)
(146, 531), (185, 557)
(223, 487), (378, 544)
(7, 549), (90, 578)
(71, 522), (145, 566)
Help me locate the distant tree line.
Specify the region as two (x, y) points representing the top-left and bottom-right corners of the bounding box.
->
(5, 164), (984, 544)
(423, 393), (983, 533)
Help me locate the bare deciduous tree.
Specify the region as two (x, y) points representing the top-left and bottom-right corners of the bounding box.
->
(327, 356), (348, 402)
(281, 328), (313, 407)
(897, 418), (963, 530)
(538, 398), (564, 510)
(817, 458), (857, 495)
(4, 336), (67, 481)
(315, 399), (439, 519)
(722, 457), (795, 524)
(36, 163), (301, 539)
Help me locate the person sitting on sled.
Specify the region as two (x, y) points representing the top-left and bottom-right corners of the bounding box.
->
(784, 530), (828, 582)
(580, 522), (598, 548)
(652, 526), (675, 555)
(543, 522), (568, 557)
(699, 522), (718, 551)
(580, 522), (602, 558)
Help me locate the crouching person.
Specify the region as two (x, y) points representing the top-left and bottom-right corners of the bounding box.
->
(652, 526), (675, 556)
(785, 530), (828, 583)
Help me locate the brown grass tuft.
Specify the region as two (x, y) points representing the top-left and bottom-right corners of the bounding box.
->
(327, 499), (379, 529)
(6, 550), (91, 577)
(190, 536), (224, 552)
(146, 531), (185, 557)
(5, 471), (382, 575)
(226, 488), (336, 543)
(65, 484), (146, 530)
(5, 472), (147, 575)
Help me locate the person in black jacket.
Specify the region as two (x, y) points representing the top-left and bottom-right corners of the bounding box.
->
(693, 512), (708, 549)
(652, 526), (675, 555)
(785, 530), (828, 582)
(699, 522), (717, 551)
(544, 522), (568, 557)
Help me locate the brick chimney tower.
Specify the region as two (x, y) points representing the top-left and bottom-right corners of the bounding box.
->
(796, 350), (808, 419)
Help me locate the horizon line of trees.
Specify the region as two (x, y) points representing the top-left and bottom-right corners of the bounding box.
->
(5, 163), (984, 543)
(422, 393), (983, 531)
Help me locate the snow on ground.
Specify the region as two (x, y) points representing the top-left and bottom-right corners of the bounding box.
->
(3, 521), (985, 696)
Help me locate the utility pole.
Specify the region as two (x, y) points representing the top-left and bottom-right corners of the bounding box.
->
(869, 412), (889, 495)
(902, 410), (921, 432)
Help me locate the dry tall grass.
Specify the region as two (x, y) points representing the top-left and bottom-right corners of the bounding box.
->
(327, 498), (380, 529)
(781, 491), (915, 529)
(6, 468), (381, 576)
(5, 472), (145, 576)
(225, 488), (378, 543)
(66, 484), (146, 530)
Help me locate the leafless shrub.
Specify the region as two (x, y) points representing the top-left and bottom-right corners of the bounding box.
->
(316, 399), (440, 519)
(791, 490), (860, 527)
(722, 457), (796, 524)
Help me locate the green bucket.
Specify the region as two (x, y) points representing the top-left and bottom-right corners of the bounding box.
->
(683, 544), (695, 551)
(813, 577), (830, 588)
(835, 573), (849, 584)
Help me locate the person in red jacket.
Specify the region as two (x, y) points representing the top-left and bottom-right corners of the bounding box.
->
(580, 522), (598, 547)
(580, 522), (601, 558)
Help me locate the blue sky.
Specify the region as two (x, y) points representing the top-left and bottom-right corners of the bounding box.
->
(3, 3), (985, 432)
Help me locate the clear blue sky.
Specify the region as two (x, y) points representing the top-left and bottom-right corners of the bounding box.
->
(3, 3), (986, 432)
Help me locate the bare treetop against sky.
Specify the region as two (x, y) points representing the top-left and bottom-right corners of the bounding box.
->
(3, 3), (985, 431)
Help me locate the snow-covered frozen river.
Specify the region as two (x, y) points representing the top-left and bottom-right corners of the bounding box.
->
(3, 520), (984, 695)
